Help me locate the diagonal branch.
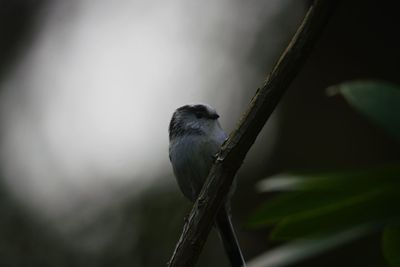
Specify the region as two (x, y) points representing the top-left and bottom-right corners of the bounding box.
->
(167, 0), (337, 266)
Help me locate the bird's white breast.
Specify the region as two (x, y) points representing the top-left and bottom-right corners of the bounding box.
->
(169, 127), (226, 201)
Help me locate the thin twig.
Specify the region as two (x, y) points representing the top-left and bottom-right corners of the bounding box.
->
(167, 0), (337, 266)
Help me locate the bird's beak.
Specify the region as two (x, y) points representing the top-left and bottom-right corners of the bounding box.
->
(210, 113), (220, 120)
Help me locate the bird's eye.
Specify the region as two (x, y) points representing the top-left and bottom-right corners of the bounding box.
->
(195, 112), (203, 119)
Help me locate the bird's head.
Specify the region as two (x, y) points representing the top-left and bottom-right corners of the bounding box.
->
(169, 104), (222, 141)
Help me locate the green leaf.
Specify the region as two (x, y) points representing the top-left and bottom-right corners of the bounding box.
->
(270, 188), (399, 240)
(257, 165), (400, 193)
(249, 165), (400, 229)
(249, 164), (400, 240)
(330, 80), (400, 142)
(247, 226), (370, 267)
(382, 224), (400, 267)
(249, 191), (358, 227)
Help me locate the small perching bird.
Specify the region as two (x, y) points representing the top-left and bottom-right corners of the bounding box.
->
(169, 104), (246, 267)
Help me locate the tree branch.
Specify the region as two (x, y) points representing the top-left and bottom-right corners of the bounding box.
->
(167, 0), (337, 266)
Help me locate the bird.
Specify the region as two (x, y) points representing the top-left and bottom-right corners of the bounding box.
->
(169, 103), (246, 267)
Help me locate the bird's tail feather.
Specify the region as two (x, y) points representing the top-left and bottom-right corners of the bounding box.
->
(216, 207), (246, 267)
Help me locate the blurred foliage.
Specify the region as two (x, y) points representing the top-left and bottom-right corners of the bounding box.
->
(250, 81), (400, 267)
(330, 81), (400, 142)
(383, 225), (400, 267)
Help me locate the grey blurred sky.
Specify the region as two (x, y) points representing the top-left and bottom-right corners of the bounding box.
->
(0, 0), (305, 245)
